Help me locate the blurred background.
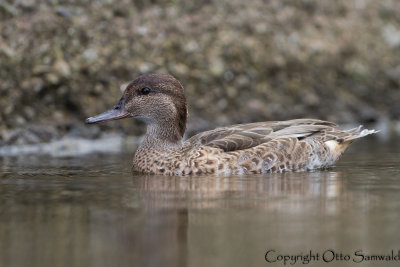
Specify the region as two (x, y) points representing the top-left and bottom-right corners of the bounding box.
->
(1, 0), (400, 146)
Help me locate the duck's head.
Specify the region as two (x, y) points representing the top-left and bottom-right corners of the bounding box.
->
(86, 74), (187, 141)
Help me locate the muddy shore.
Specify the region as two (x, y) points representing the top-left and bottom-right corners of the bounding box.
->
(1, 0), (399, 146)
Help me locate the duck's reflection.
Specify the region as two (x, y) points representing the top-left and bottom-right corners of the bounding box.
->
(129, 171), (345, 212)
(126, 171), (371, 267)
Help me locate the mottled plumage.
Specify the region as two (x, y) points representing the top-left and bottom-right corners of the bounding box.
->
(86, 74), (378, 175)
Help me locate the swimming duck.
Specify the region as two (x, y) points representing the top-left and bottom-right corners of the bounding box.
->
(86, 73), (377, 175)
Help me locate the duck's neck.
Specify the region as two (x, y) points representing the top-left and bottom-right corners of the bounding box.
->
(140, 120), (184, 150)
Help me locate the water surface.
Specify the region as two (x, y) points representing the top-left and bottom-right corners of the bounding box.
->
(0, 138), (399, 267)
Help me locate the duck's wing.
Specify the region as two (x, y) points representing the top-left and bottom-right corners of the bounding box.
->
(186, 119), (336, 152)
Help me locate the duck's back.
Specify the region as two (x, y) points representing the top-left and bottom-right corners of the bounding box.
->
(180, 119), (377, 175)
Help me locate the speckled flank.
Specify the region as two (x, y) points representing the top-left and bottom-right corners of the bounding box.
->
(87, 74), (378, 176)
(132, 130), (369, 176)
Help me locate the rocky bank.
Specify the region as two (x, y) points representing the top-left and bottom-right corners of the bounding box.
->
(1, 0), (400, 146)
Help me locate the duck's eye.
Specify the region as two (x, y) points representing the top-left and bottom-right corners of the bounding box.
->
(139, 87), (151, 95)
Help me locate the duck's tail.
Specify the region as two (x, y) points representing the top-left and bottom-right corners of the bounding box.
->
(341, 125), (379, 143)
(324, 125), (378, 156)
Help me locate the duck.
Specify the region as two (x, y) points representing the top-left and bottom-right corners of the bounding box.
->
(86, 73), (378, 175)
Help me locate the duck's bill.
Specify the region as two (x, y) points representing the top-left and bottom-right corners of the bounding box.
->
(85, 107), (131, 124)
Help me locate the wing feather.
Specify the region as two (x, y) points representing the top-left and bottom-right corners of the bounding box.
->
(185, 119), (336, 152)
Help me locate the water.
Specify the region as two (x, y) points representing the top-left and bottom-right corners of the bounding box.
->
(0, 138), (400, 267)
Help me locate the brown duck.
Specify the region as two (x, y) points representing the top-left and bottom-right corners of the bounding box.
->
(86, 74), (377, 175)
